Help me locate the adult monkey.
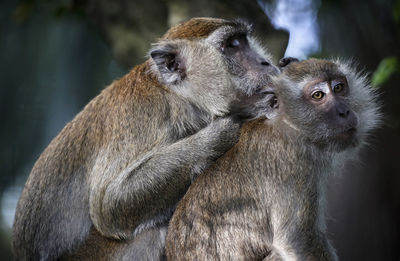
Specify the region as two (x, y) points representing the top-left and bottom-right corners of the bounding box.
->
(166, 58), (381, 260)
(13, 18), (278, 260)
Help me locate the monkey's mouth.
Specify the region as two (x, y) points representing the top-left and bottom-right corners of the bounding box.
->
(329, 127), (358, 150)
(319, 127), (358, 152)
(335, 127), (357, 140)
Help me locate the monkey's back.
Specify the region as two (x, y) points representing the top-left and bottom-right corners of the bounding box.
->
(166, 119), (319, 260)
(166, 120), (275, 260)
(12, 62), (172, 260)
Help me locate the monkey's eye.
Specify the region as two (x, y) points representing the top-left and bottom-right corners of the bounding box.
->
(333, 83), (344, 93)
(229, 38), (240, 48)
(224, 34), (247, 51)
(311, 91), (325, 100)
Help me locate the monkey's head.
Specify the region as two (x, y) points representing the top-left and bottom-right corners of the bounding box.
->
(271, 58), (381, 152)
(149, 18), (279, 116)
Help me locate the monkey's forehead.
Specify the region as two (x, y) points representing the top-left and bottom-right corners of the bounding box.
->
(162, 17), (250, 40)
(283, 58), (344, 81)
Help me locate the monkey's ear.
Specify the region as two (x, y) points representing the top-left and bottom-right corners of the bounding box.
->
(150, 44), (186, 85)
(262, 92), (279, 120)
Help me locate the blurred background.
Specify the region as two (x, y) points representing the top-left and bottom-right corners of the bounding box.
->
(0, 0), (399, 260)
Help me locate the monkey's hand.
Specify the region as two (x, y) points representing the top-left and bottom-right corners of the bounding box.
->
(229, 88), (278, 121)
(89, 117), (241, 240)
(202, 116), (242, 157)
(279, 57), (300, 68)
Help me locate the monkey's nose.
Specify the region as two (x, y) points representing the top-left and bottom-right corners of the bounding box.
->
(338, 110), (350, 118)
(336, 103), (350, 118)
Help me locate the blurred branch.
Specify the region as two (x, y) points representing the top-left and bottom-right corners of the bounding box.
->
(12, 0), (34, 23)
(81, 0), (288, 67)
(23, 0), (288, 68)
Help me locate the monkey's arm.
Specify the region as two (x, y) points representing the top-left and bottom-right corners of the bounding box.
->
(89, 117), (240, 240)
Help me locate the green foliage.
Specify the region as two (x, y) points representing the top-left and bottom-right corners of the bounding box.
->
(371, 57), (399, 88)
(393, 0), (400, 23)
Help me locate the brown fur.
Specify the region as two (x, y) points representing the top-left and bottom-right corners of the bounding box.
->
(162, 18), (231, 40)
(284, 58), (340, 81)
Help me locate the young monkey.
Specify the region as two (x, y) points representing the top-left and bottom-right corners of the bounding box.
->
(166, 58), (381, 260)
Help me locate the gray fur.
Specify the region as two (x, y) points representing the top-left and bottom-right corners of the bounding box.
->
(166, 58), (381, 261)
